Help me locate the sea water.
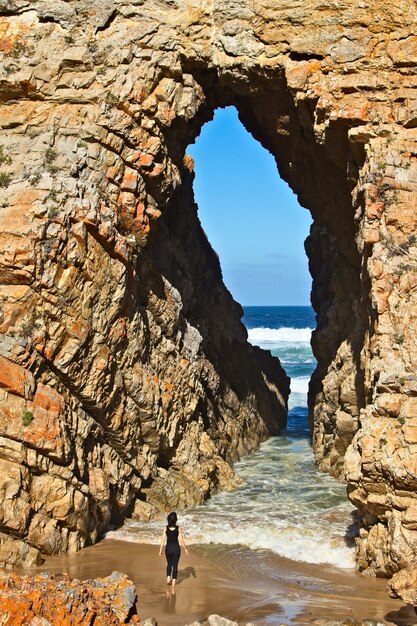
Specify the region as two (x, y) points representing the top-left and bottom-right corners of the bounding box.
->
(107, 306), (356, 569)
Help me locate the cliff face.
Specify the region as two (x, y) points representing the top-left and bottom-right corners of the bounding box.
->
(0, 0), (416, 576)
(0, 0), (291, 567)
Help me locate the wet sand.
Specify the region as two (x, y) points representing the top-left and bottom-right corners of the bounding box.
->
(27, 539), (417, 626)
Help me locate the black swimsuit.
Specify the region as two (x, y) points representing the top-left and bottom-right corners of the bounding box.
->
(165, 526), (181, 579)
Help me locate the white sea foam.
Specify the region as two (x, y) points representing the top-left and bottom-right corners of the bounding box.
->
(248, 327), (312, 347)
(290, 377), (310, 394)
(189, 523), (355, 568)
(107, 516), (355, 568)
(106, 436), (356, 569)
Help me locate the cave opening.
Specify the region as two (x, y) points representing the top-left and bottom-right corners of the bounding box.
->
(186, 106), (312, 308)
(185, 105), (315, 432)
(140, 106), (358, 568)
(162, 79), (368, 482)
(144, 60), (368, 484)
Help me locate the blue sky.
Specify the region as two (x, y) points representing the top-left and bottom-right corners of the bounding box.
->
(187, 106), (312, 306)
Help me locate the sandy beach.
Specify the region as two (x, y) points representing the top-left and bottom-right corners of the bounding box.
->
(27, 538), (417, 626)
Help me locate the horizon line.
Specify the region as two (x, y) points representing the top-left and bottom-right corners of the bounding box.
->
(242, 303), (313, 308)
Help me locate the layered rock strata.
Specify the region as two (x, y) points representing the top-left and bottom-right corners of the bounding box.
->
(0, 1), (290, 566)
(0, 0), (416, 576)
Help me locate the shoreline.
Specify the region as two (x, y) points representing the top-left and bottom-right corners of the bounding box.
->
(25, 538), (417, 626)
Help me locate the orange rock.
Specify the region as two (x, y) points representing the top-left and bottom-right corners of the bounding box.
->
(387, 36), (417, 66)
(134, 200), (146, 220)
(286, 59), (321, 90)
(118, 191), (136, 215)
(131, 216), (150, 238)
(43, 344), (55, 361)
(184, 153), (195, 172)
(33, 383), (63, 414)
(70, 320), (83, 338)
(149, 163), (164, 177)
(106, 165), (120, 182)
(96, 357), (108, 371)
(0, 356), (34, 399)
(366, 201), (384, 220)
(370, 258), (384, 279)
(0, 571), (139, 625)
(139, 153), (154, 168)
(121, 170), (139, 192)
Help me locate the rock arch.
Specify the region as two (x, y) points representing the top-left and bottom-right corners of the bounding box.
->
(0, 0), (416, 576)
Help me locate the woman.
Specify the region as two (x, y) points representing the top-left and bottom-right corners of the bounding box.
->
(159, 511), (188, 586)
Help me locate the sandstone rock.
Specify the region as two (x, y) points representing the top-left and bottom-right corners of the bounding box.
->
(388, 566), (417, 605)
(0, 0), (416, 578)
(141, 618), (158, 626)
(28, 618), (51, 626)
(0, 571), (139, 624)
(0, 533), (42, 569)
(206, 616), (238, 626)
(184, 617), (241, 626)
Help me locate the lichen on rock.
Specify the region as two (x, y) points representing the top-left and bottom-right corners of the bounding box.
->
(0, 570), (139, 624)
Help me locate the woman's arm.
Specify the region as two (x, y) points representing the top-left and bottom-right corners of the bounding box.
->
(179, 527), (189, 555)
(159, 528), (166, 556)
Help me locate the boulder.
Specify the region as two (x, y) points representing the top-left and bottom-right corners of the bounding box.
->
(0, 571), (139, 625)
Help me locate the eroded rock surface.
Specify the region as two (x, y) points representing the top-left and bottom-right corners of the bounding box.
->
(389, 565), (417, 606)
(0, 570), (139, 624)
(0, 0), (291, 566)
(0, 0), (416, 576)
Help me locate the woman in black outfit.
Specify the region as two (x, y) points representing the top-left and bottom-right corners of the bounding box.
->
(159, 511), (188, 586)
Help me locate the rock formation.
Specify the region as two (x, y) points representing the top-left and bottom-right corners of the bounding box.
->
(0, 0), (290, 567)
(0, 0), (416, 577)
(0, 570), (139, 624)
(389, 565), (417, 606)
(184, 616), (256, 626)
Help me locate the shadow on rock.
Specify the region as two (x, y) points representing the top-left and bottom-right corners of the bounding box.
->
(385, 605), (417, 626)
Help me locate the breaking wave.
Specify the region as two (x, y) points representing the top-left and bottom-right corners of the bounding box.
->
(248, 327), (312, 347)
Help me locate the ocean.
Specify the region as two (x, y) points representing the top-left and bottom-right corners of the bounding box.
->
(107, 306), (356, 569)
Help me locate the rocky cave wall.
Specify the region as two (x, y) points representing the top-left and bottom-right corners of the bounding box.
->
(0, 0), (416, 577)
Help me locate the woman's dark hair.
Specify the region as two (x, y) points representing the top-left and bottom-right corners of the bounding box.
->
(167, 511), (177, 527)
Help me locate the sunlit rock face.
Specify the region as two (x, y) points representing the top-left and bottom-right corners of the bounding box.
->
(0, 0), (416, 576)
